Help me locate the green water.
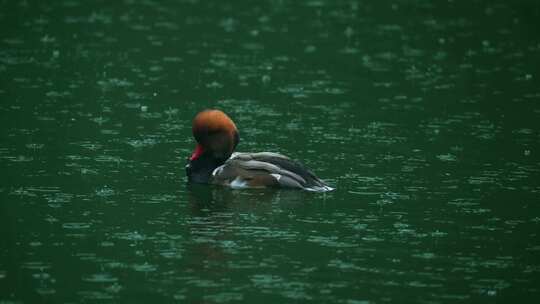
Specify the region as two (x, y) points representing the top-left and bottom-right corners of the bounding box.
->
(1, 0), (540, 303)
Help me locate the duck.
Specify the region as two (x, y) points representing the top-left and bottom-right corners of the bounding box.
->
(185, 109), (334, 192)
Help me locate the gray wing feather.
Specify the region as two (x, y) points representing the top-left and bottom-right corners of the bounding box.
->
(273, 174), (304, 188)
(230, 152), (290, 161)
(232, 159), (307, 185)
(222, 152), (333, 192)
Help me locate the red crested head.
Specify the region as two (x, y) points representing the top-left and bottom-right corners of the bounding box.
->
(190, 109), (239, 161)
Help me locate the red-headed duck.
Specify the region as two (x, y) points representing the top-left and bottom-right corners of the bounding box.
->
(186, 109), (334, 192)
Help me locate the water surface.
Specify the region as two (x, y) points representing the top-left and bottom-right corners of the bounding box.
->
(1, 0), (540, 303)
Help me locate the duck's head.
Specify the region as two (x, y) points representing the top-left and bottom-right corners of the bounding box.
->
(186, 109), (239, 183)
(191, 109), (239, 161)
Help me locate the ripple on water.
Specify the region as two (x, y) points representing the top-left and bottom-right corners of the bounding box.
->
(234, 226), (298, 242)
(9, 187), (42, 197)
(73, 141), (103, 151)
(307, 235), (357, 248)
(82, 273), (118, 283)
(95, 186), (115, 197)
(328, 259), (362, 271)
(91, 116), (110, 125)
(470, 279), (510, 297)
(468, 169), (501, 185)
(62, 222), (91, 229)
(203, 292), (244, 303)
(25, 143), (44, 150)
(411, 252), (437, 259)
(226, 260), (259, 270)
(139, 111), (163, 120)
(158, 248), (183, 259)
(105, 261), (127, 270)
(187, 279), (223, 288)
(36, 287), (56, 296)
(77, 291), (115, 300)
(361, 121), (407, 145)
(131, 263), (157, 272)
(250, 274), (311, 299)
(436, 153), (457, 162)
(471, 120), (500, 140)
(44, 192), (73, 203)
(113, 231), (148, 241)
(97, 78), (133, 90)
(131, 193), (177, 204)
(21, 262), (51, 270)
(95, 155), (124, 164)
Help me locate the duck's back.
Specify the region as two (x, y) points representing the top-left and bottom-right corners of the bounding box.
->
(211, 152), (334, 192)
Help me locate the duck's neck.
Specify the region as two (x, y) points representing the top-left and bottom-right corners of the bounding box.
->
(186, 153), (228, 184)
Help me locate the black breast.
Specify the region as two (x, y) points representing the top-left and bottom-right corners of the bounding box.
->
(186, 154), (226, 184)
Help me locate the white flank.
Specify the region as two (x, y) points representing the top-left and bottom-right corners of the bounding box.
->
(230, 177), (248, 189)
(270, 173), (281, 181)
(212, 165), (224, 177)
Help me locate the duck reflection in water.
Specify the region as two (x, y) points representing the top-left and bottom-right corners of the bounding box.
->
(185, 183), (314, 213)
(184, 184), (314, 276)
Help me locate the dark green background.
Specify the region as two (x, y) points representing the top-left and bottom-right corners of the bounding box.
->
(1, 0), (540, 303)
